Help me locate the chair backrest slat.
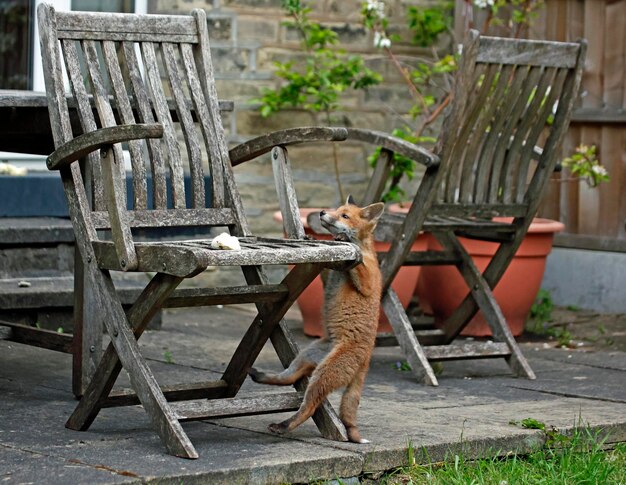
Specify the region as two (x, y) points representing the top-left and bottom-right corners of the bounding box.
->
(473, 64), (541, 203)
(435, 31), (585, 219)
(55, 11), (198, 42)
(458, 63), (515, 203)
(444, 62), (497, 202)
(181, 42), (224, 208)
(162, 42), (205, 209)
(121, 41), (168, 210)
(477, 37), (580, 68)
(141, 41), (186, 209)
(102, 40), (148, 210)
(507, 68), (567, 203)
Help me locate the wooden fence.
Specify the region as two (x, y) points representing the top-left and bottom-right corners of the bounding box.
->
(455, 0), (626, 252)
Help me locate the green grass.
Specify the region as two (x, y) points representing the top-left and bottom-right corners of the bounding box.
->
(379, 424), (626, 485)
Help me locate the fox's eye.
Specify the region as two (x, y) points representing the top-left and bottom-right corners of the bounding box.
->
(341, 214), (350, 219)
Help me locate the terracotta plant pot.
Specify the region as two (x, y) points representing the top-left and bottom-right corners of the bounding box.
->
(415, 217), (565, 337)
(273, 208), (426, 337)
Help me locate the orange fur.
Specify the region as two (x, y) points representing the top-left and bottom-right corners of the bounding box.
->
(249, 196), (384, 443)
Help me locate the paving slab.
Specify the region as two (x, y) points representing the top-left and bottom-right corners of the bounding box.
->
(1, 304), (626, 484)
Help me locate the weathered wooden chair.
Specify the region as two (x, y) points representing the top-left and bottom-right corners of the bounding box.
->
(37, 4), (368, 458)
(333, 31), (585, 385)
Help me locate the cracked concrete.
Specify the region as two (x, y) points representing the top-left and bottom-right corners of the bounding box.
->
(1, 305), (625, 484)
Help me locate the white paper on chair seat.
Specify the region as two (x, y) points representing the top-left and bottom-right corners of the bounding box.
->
(210, 232), (241, 250)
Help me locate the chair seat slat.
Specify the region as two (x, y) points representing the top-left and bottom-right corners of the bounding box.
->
(92, 237), (360, 276)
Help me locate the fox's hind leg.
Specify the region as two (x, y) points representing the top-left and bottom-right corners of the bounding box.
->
(268, 343), (358, 436)
(340, 363), (370, 443)
(249, 339), (329, 386)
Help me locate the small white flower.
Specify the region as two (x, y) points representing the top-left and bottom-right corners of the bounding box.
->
(373, 31), (391, 48)
(591, 165), (608, 176)
(474, 0), (495, 7)
(365, 0), (385, 18)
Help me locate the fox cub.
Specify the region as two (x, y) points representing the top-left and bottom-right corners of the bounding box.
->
(249, 196), (384, 443)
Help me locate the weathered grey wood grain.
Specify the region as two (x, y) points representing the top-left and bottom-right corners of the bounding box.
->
(104, 380), (229, 408)
(369, 29), (586, 384)
(60, 39), (105, 210)
(46, 124), (163, 170)
(362, 148), (392, 205)
(424, 342), (510, 361)
(381, 290), (438, 386)
(272, 146), (305, 239)
(102, 40), (148, 210)
(180, 42), (223, 207)
(163, 42), (204, 208)
(122, 41), (168, 210)
(142, 41), (186, 208)
(56, 10), (198, 41)
(346, 128), (439, 168)
(91, 208), (234, 230)
(0, 320), (73, 353)
(172, 391), (305, 421)
(477, 36), (581, 68)
(229, 127), (349, 166)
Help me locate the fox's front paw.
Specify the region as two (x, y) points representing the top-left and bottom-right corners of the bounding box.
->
(268, 422), (289, 435)
(334, 233), (350, 242)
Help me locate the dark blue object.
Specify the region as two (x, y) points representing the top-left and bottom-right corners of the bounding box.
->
(0, 173), (213, 217)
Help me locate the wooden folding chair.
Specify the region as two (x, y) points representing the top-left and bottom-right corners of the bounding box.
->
(37, 4), (365, 458)
(351, 31), (586, 385)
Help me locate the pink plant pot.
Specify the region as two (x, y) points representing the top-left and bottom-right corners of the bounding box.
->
(274, 208), (426, 337)
(415, 217), (564, 337)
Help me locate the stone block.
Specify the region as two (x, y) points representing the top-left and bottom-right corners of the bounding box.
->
(149, 0), (216, 14)
(327, 22), (369, 46)
(363, 85), (416, 112)
(256, 47), (310, 72)
(211, 46), (251, 74)
(235, 109), (316, 136)
(215, 79), (275, 103)
(222, 0), (284, 9)
(207, 15), (234, 41)
(236, 16), (279, 42)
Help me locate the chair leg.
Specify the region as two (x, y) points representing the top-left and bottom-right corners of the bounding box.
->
(438, 235), (524, 341)
(222, 263), (348, 441)
(438, 233), (535, 380)
(66, 270), (198, 458)
(382, 289), (439, 386)
(72, 251), (103, 398)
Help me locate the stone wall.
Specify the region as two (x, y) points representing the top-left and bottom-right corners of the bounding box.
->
(149, 0), (434, 234)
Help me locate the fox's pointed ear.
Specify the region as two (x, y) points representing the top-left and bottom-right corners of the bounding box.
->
(360, 202), (384, 222)
(346, 194), (357, 206)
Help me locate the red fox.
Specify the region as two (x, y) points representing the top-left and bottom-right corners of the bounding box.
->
(249, 196), (384, 443)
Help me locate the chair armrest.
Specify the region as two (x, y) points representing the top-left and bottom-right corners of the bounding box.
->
(46, 123), (164, 170)
(228, 127), (348, 166)
(345, 128), (440, 168)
